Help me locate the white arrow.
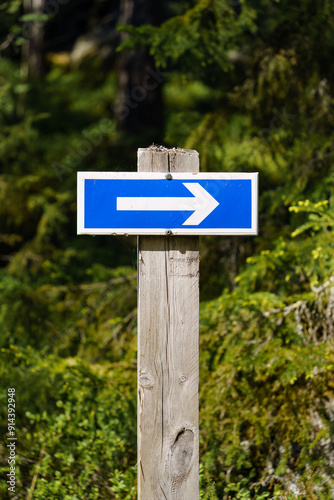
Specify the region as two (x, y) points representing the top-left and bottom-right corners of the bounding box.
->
(116, 182), (219, 226)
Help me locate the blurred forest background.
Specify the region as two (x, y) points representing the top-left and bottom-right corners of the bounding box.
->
(1, 0), (334, 498)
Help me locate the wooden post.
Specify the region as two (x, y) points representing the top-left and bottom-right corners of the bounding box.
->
(137, 147), (200, 499)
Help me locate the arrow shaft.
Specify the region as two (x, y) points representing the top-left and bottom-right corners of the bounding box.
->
(117, 197), (196, 212)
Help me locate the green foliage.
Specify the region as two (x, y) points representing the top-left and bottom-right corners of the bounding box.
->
(197, 198), (334, 496)
(0, 266), (137, 361)
(119, 0), (257, 76)
(0, 346), (137, 498)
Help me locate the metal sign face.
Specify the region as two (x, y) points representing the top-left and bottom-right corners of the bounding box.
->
(77, 172), (258, 236)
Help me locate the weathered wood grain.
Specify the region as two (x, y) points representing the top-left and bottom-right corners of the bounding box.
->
(137, 147), (200, 499)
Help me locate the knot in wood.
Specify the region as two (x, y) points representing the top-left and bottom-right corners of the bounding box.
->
(139, 370), (155, 389)
(170, 429), (194, 484)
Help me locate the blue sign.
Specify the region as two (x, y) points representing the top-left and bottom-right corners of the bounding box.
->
(77, 172), (258, 236)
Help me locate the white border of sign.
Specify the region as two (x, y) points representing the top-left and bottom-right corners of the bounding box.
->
(77, 172), (258, 236)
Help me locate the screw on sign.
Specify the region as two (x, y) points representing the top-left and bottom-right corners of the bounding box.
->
(77, 146), (258, 499)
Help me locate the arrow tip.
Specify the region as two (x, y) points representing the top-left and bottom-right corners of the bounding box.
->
(182, 183), (219, 225)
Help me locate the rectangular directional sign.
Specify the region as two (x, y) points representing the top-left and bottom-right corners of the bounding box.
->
(77, 172), (258, 236)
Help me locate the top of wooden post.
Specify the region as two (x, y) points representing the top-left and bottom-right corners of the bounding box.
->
(138, 146), (199, 173)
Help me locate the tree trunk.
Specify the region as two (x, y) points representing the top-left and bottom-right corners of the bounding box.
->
(115, 0), (164, 136)
(27, 0), (45, 77)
